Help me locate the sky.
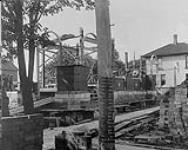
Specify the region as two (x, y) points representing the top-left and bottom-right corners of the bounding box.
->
(40, 0), (188, 62)
(1, 0), (188, 81)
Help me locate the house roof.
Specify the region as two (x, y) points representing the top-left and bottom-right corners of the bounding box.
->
(142, 42), (188, 58)
(2, 61), (18, 72)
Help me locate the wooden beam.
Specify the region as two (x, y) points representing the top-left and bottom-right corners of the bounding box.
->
(84, 37), (97, 45)
(95, 0), (112, 78)
(95, 0), (114, 150)
(42, 49), (45, 88)
(36, 46), (40, 99)
(84, 46), (98, 52)
(79, 28), (84, 65)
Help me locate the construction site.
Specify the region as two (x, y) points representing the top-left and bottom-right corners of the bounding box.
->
(1, 0), (188, 150)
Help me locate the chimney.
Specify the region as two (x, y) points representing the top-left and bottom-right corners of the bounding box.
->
(173, 34), (178, 45)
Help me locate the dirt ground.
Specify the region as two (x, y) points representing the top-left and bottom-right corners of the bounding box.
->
(43, 107), (159, 150)
(43, 128), (156, 150)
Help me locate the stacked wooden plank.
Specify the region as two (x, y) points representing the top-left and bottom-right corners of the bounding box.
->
(115, 111), (159, 138)
(43, 106), (160, 150)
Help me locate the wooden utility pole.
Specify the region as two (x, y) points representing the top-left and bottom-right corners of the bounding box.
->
(42, 49), (45, 88)
(95, 0), (115, 150)
(133, 51), (136, 70)
(174, 66), (177, 87)
(80, 27), (84, 65)
(140, 57), (142, 79)
(36, 46), (40, 98)
(125, 52), (128, 72)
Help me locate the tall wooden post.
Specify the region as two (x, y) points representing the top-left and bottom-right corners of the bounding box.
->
(174, 66), (176, 87)
(42, 49), (45, 88)
(80, 27), (84, 65)
(133, 51), (136, 70)
(125, 52), (128, 72)
(111, 39), (115, 74)
(36, 46), (40, 98)
(95, 0), (115, 150)
(140, 57), (143, 84)
(59, 43), (63, 65)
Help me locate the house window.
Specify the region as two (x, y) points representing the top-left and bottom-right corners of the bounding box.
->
(152, 75), (156, 86)
(186, 55), (188, 69)
(186, 74), (188, 80)
(161, 74), (166, 86)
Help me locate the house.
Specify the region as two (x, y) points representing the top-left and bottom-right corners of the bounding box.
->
(1, 60), (18, 84)
(142, 34), (188, 87)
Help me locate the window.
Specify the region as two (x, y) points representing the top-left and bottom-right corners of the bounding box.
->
(186, 74), (188, 80)
(161, 74), (166, 86)
(152, 75), (156, 86)
(186, 55), (188, 69)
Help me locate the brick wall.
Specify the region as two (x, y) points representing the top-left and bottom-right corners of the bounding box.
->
(1, 114), (44, 150)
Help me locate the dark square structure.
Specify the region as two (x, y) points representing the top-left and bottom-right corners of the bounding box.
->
(56, 65), (89, 91)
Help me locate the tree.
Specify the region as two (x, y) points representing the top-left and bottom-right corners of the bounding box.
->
(1, 0), (94, 114)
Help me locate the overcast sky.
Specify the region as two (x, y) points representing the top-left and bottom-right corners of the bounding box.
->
(1, 0), (188, 61)
(41, 0), (188, 62)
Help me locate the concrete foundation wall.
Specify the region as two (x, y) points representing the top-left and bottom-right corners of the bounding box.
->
(114, 91), (156, 105)
(1, 114), (44, 150)
(55, 91), (91, 109)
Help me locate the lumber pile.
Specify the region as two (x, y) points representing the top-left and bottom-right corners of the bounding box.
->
(115, 110), (159, 139)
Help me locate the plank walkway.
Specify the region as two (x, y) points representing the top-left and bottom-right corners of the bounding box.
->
(43, 106), (159, 150)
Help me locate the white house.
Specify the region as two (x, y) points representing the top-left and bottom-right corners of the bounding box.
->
(142, 35), (188, 87)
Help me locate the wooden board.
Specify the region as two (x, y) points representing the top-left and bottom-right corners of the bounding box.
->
(43, 106), (159, 150)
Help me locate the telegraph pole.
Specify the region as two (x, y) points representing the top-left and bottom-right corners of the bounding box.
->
(95, 0), (115, 150)
(80, 27), (84, 65)
(125, 52), (128, 72)
(36, 45), (40, 98)
(133, 51), (136, 70)
(42, 49), (45, 88)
